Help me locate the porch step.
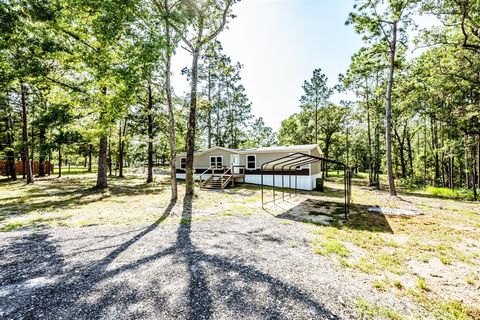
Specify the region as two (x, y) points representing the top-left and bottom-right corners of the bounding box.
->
(200, 175), (233, 189)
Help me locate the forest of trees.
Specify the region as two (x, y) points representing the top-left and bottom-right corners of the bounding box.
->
(0, 0), (275, 200)
(1, 0), (479, 200)
(278, 0), (480, 200)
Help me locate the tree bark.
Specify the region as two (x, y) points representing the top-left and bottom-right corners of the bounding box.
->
(39, 126), (46, 177)
(365, 78), (374, 186)
(164, 3), (178, 201)
(88, 144), (92, 172)
(385, 22), (397, 196)
(119, 118), (126, 178)
(96, 136), (108, 188)
(207, 58), (213, 149)
(58, 145), (62, 178)
(108, 130), (113, 177)
(5, 112), (17, 181)
(21, 84), (33, 184)
(407, 129), (414, 178)
(147, 84), (154, 183)
(96, 87), (108, 189)
(185, 49), (200, 195)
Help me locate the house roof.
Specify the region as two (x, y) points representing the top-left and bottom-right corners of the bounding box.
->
(177, 144), (322, 157)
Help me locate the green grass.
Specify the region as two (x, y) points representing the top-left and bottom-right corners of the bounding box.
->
(312, 238), (350, 257)
(0, 221), (24, 232)
(425, 186), (473, 200)
(355, 298), (405, 320)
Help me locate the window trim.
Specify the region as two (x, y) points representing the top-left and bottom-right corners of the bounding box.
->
(209, 155), (223, 168)
(180, 157), (186, 169)
(246, 154), (257, 170)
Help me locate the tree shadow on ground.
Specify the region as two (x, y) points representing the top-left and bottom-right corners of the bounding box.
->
(0, 178), (170, 219)
(273, 198), (394, 234)
(1, 195), (341, 319)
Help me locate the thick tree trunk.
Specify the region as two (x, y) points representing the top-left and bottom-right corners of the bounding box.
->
(164, 9), (178, 201)
(96, 87), (108, 188)
(96, 136), (108, 188)
(385, 22), (397, 196)
(185, 50), (200, 195)
(21, 84), (33, 184)
(147, 84), (154, 183)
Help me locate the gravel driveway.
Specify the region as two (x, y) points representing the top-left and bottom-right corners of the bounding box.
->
(0, 195), (409, 319)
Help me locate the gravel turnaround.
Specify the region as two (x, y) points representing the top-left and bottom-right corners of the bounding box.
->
(0, 196), (404, 320)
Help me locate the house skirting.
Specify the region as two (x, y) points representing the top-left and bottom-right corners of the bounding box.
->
(175, 173), (321, 191)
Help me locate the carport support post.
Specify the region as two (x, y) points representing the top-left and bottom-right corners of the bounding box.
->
(295, 172), (298, 196)
(261, 168), (264, 209)
(272, 167), (276, 204)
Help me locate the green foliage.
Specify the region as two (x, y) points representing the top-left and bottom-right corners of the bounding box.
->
(425, 187), (473, 200)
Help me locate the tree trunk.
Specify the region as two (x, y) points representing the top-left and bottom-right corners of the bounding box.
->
(88, 144), (92, 172)
(449, 155), (454, 190)
(185, 49), (200, 195)
(472, 141), (478, 201)
(96, 88), (108, 189)
(39, 126), (46, 177)
(207, 60), (213, 149)
(21, 84), (33, 184)
(407, 130), (414, 178)
(315, 104), (318, 144)
(365, 79), (374, 186)
(58, 145), (62, 178)
(108, 130), (112, 177)
(163, 7), (178, 201)
(147, 84), (154, 183)
(324, 137), (331, 178)
(431, 117), (440, 186)
(96, 136), (108, 188)
(424, 117), (427, 185)
(385, 22), (397, 196)
(118, 118), (127, 178)
(394, 126), (407, 179)
(118, 120), (125, 178)
(5, 112), (17, 181)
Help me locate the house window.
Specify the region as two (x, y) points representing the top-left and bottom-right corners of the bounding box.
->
(246, 155), (256, 169)
(210, 156), (223, 168)
(180, 157), (186, 169)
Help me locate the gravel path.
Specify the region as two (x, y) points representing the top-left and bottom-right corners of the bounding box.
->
(1, 196), (409, 320)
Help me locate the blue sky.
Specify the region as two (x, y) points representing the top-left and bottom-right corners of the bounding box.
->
(172, 0), (364, 131)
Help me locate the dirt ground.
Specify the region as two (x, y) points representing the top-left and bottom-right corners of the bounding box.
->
(1, 173), (479, 319)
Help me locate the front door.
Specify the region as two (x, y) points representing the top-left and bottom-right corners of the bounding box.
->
(230, 155), (240, 173)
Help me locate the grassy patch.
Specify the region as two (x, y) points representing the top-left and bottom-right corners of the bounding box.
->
(355, 298), (405, 320)
(312, 238), (349, 257)
(0, 221), (24, 232)
(425, 186), (473, 200)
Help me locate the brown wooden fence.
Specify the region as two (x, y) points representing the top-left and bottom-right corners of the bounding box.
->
(0, 160), (53, 176)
